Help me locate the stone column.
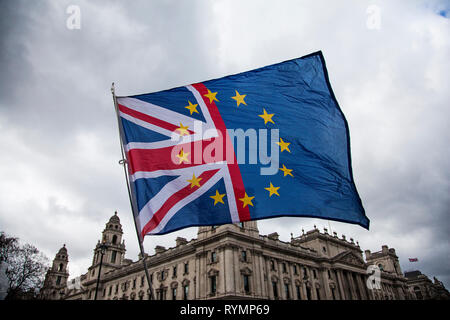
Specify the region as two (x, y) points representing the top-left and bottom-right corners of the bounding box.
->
(347, 272), (358, 300)
(337, 270), (347, 300)
(233, 247), (240, 295)
(320, 269), (332, 300)
(266, 258), (274, 299)
(259, 254), (266, 297)
(224, 246), (234, 294)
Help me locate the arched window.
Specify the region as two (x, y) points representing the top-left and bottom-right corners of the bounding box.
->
(414, 286), (423, 300)
(112, 235), (118, 244)
(58, 263), (64, 271)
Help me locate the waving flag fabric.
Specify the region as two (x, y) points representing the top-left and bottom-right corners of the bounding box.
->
(115, 51), (369, 237)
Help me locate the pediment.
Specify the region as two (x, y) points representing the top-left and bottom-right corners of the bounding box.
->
(332, 251), (366, 268)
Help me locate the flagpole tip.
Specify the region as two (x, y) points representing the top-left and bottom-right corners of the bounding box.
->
(111, 82), (115, 95)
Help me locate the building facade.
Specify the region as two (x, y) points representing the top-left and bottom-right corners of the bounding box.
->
(41, 212), (449, 300)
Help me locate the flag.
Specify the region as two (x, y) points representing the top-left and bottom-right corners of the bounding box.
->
(115, 51), (369, 237)
(409, 258), (419, 262)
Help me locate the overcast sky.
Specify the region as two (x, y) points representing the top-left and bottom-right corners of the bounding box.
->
(0, 0), (449, 289)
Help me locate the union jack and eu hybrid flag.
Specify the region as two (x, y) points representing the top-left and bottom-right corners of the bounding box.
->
(115, 51), (369, 238)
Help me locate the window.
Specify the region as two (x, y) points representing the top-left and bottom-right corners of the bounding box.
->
(141, 275), (145, 287)
(184, 262), (189, 274)
(238, 222), (244, 228)
(282, 263), (287, 273)
(161, 270), (165, 281)
(172, 288), (177, 300)
(293, 265), (298, 275)
(183, 285), (189, 300)
(109, 286), (112, 296)
(306, 286), (311, 300)
(132, 278), (136, 289)
(173, 266), (177, 277)
(316, 288), (321, 300)
(378, 264), (384, 271)
(285, 283), (290, 299)
(91, 269), (95, 277)
(150, 273), (153, 283)
(296, 285), (301, 299)
(111, 250), (117, 263)
(243, 275), (250, 293)
(331, 287), (336, 300)
(303, 267), (308, 279)
(272, 282), (278, 299)
(112, 235), (117, 244)
(242, 250), (247, 262)
(210, 276), (217, 294)
(414, 287), (423, 300)
(270, 260), (275, 271)
(58, 263), (63, 271)
(322, 246), (327, 253)
(56, 276), (61, 285)
(313, 269), (317, 279)
(211, 251), (217, 263)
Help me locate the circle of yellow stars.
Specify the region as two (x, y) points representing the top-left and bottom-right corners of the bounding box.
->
(177, 88), (295, 208)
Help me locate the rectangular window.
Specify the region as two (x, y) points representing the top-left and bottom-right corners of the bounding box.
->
(296, 285), (301, 299)
(328, 270), (332, 279)
(313, 269), (317, 279)
(282, 263), (287, 273)
(183, 285), (189, 300)
(293, 265), (298, 275)
(242, 250), (247, 262)
(211, 251), (217, 263)
(184, 262), (189, 274)
(211, 276), (217, 294)
(285, 283), (290, 299)
(56, 276), (61, 285)
(243, 275), (250, 293)
(272, 282), (278, 299)
(109, 286), (112, 296)
(133, 278), (136, 289)
(172, 288), (177, 300)
(111, 250), (117, 263)
(173, 266), (177, 277)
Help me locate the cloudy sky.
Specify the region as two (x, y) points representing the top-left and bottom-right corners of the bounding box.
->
(1, 0), (449, 288)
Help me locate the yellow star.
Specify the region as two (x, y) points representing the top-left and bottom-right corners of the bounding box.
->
(210, 190), (226, 206)
(187, 173), (202, 188)
(258, 108), (275, 124)
(185, 101), (199, 115)
(277, 138), (291, 153)
(204, 89), (219, 104)
(176, 123), (189, 136)
(264, 182), (280, 197)
(239, 192), (254, 208)
(231, 90), (247, 107)
(279, 164), (293, 177)
(176, 149), (190, 164)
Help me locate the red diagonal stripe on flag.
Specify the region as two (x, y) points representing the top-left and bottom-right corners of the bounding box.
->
(141, 169), (220, 236)
(192, 83), (251, 222)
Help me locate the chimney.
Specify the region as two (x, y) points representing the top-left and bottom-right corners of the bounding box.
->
(365, 250), (371, 259)
(268, 232), (279, 241)
(155, 245), (166, 254)
(176, 237), (188, 246)
(382, 245), (389, 254)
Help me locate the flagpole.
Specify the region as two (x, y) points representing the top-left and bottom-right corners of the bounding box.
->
(111, 82), (155, 300)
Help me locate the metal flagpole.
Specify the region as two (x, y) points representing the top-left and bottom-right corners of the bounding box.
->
(111, 82), (155, 300)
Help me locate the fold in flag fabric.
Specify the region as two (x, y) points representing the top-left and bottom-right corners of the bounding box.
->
(115, 51), (369, 237)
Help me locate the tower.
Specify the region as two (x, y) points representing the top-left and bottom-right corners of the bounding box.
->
(197, 220), (259, 239)
(86, 212), (126, 290)
(40, 244), (69, 300)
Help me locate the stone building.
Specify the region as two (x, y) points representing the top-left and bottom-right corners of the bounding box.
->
(40, 244), (69, 300)
(41, 212), (448, 300)
(404, 270), (450, 300)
